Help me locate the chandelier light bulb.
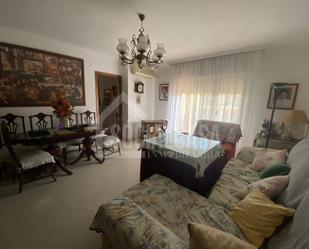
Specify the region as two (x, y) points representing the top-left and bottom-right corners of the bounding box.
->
(116, 38), (129, 54)
(154, 43), (166, 58)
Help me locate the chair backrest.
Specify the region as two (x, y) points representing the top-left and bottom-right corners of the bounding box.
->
(0, 122), (22, 169)
(0, 113), (26, 148)
(80, 111), (96, 125)
(69, 113), (79, 126)
(29, 112), (54, 131)
(0, 113), (26, 135)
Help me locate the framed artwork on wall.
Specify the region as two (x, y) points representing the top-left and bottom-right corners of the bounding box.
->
(0, 42), (85, 107)
(103, 89), (112, 105)
(267, 83), (299, 110)
(159, 83), (169, 101)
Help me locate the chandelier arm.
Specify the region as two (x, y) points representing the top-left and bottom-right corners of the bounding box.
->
(120, 54), (136, 64)
(131, 35), (137, 46)
(146, 56), (162, 65)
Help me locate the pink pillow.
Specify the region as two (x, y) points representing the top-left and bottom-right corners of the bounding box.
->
(235, 175), (289, 200)
(251, 149), (287, 172)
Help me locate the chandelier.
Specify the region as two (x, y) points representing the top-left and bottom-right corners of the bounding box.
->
(116, 13), (166, 69)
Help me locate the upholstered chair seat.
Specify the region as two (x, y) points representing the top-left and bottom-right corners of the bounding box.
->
(1, 145), (38, 164)
(17, 150), (55, 170)
(95, 135), (121, 162)
(98, 135), (120, 147)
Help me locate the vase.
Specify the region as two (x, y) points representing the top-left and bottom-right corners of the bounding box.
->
(58, 118), (70, 130)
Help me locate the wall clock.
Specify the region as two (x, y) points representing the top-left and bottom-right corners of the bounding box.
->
(134, 81), (144, 93)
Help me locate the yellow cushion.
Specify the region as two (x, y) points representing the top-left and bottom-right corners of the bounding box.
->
(231, 189), (295, 248)
(187, 222), (256, 249)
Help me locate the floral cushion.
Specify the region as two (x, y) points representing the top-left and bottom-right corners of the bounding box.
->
(235, 175), (290, 200)
(187, 223), (256, 249)
(251, 149), (288, 172)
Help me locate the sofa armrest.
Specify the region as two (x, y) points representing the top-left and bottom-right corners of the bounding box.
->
(90, 196), (186, 249)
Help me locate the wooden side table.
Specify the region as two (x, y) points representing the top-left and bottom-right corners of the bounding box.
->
(253, 134), (301, 151)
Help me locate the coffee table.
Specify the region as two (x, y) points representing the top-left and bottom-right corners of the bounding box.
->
(140, 132), (226, 196)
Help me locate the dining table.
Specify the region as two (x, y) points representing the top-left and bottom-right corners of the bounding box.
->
(11, 124), (105, 175)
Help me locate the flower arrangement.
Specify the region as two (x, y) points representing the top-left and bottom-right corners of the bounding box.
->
(51, 93), (74, 119)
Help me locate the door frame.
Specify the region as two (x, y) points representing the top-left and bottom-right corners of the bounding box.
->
(95, 71), (122, 138)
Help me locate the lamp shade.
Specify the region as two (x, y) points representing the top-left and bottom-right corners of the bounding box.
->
(282, 110), (309, 124)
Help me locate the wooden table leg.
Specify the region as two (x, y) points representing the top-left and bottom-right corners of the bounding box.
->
(70, 136), (103, 165)
(47, 143), (73, 175)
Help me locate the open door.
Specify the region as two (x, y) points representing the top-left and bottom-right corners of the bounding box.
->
(95, 71), (122, 139)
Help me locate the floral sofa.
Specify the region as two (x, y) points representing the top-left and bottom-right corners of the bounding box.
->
(90, 139), (309, 249)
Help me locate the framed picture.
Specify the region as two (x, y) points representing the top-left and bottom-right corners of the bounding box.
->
(0, 42), (85, 107)
(267, 83), (299, 110)
(159, 83), (169, 101)
(104, 89), (112, 105)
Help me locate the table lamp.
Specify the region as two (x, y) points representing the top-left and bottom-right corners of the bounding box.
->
(281, 110), (309, 139)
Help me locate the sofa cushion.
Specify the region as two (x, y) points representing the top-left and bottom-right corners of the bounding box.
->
(123, 174), (246, 246)
(236, 147), (280, 164)
(277, 139), (309, 208)
(251, 149), (287, 172)
(187, 223), (256, 249)
(267, 191), (309, 249)
(259, 163), (290, 179)
(231, 189), (295, 248)
(235, 175), (289, 200)
(236, 147), (266, 164)
(208, 158), (260, 209)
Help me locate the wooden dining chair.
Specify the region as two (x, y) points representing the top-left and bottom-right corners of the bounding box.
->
(0, 113), (27, 180)
(58, 112), (83, 164)
(80, 111), (96, 125)
(1, 122), (56, 193)
(29, 112), (54, 131)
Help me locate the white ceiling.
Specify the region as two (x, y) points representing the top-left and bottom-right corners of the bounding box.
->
(1, 0), (309, 63)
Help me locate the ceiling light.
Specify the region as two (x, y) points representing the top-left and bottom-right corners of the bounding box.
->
(116, 13), (166, 69)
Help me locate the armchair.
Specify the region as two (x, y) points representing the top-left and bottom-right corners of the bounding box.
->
(193, 120), (242, 160)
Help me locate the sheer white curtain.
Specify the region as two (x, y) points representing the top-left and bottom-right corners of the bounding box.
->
(167, 50), (264, 146)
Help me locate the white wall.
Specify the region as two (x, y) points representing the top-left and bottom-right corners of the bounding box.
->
(154, 68), (171, 120)
(154, 46), (309, 142)
(258, 46), (309, 121)
(124, 67), (155, 141)
(0, 25), (120, 129)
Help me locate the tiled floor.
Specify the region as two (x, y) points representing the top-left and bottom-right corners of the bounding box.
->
(0, 142), (140, 249)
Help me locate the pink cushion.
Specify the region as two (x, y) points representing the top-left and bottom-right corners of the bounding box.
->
(251, 149), (287, 172)
(235, 175), (290, 200)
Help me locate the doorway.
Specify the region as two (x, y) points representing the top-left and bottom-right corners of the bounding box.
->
(95, 71), (122, 139)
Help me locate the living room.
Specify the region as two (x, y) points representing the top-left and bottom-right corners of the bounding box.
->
(0, 1), (309, 249)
